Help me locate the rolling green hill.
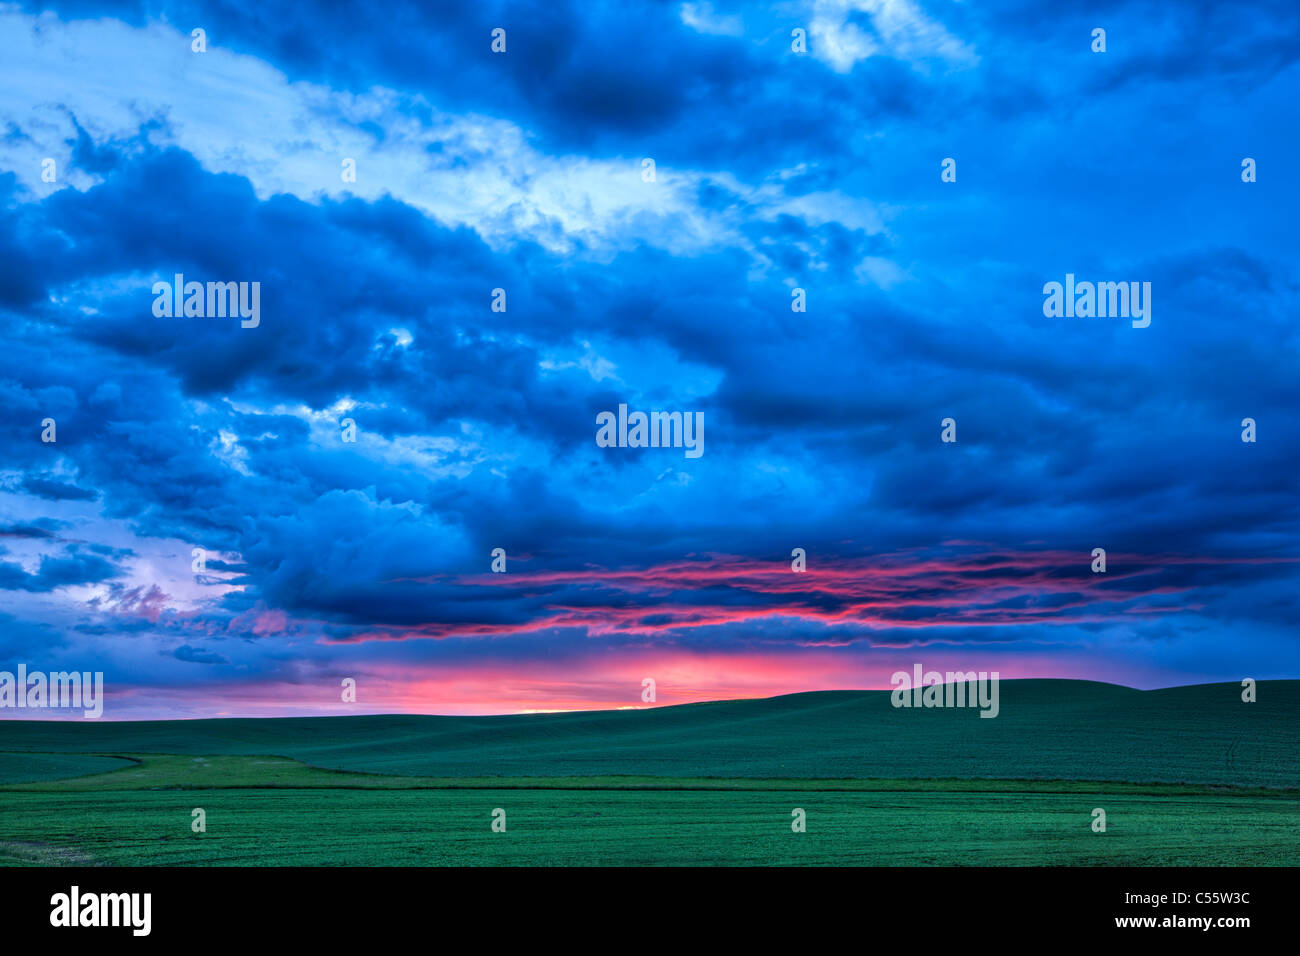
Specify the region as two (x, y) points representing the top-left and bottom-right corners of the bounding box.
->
(5, 779), (1295, 866)
(0, 752), (135, 784)
(3, 679), (1296, 786)
(2, 680), (1296, 866)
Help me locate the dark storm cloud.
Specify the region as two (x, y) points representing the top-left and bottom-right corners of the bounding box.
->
(0, 0), (1296, 707)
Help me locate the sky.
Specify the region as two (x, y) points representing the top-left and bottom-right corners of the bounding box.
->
(1, 0), (1297, 718)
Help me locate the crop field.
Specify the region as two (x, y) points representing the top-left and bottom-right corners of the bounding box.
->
(1, 681), (1296, 866)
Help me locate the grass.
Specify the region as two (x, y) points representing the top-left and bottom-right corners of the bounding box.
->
(2, 752), (1293, 796)
(0, 752), (135, 784)
(2, 681), (1296, 786)
(0, 753), (1295, 866)
(1, 680), (1296, 866)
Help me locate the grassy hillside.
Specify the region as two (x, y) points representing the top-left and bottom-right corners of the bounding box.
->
(2, 679), (1297, 786)
(0, 753), (134, 784)
(1, 754), (1296, 866)
(6, 785), (1296, 866)
(2, 682), (1295, 866)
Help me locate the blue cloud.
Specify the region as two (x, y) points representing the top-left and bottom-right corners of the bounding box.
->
(0, 0), (1296, 710)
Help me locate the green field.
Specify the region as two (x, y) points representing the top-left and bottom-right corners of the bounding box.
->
(0, 752), (135, 785)
(1, 680), (1296, 865)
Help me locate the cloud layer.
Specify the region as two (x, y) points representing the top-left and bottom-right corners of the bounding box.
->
(1, 0), (1297, 716)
